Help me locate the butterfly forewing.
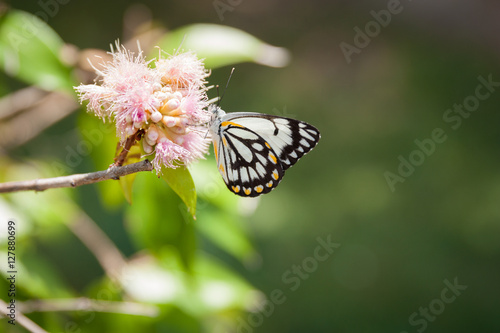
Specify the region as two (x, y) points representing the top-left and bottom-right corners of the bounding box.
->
(210, 109), (320, 197)
(222, 113), (321, 170)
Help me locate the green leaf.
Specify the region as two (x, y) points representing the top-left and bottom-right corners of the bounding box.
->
(0, 10), (75, 91)
(175, 253), (260, 316)
(125, 172), (197, 270)
(155, 24), (291, 69)
(189, 158), (241, 212)
(118, 251), (259, 316)
(186, 159), (258, 264)
(161, 166), (197, 218)
(118, 143), (142, 204)
(197, 208), (258, 264)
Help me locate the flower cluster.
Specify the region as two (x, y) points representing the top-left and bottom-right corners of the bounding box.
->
(75, 43), (211, 171)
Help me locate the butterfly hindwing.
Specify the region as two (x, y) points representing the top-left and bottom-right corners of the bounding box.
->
(210, 107), (320, 197)
(216, 121), (284, 197)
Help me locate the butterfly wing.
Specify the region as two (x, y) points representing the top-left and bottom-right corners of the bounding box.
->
(214, 119), (284, 197)
(222, 113), (321, 171)
(212, 112), (320, 197)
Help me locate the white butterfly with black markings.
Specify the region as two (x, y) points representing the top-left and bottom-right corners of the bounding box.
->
(208, 104), (321, 197)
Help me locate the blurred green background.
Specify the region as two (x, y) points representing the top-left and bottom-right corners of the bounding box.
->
(1, 0), (500, 332)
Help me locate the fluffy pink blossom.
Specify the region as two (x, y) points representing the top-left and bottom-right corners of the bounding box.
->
(155, 51), (209, 89)
(75, 42), (211, 172)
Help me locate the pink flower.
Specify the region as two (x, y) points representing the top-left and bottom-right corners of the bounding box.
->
(152, 139), (191, 170)
(75, 42), (211, 172)
(155, 51), (209, 89)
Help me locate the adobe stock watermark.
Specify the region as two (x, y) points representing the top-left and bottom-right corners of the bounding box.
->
(340, 0), (409, 64)
(213, 0), (243, 21)
(384, 74), (499, 192)
(235, 235), (340, 333)
(400, 277), (467, 333)
(8, 0), (71, 51)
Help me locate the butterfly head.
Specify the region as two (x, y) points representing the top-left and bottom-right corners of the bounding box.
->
(208, 104), (226, 128)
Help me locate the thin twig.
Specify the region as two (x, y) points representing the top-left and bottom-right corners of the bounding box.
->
(113, 129), (144, 167)
(0, 299), (49, 333)
(18, 298), (160, 318)
(0, 159), (153, 193)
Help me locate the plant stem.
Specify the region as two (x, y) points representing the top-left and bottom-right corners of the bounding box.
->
(0, 299), (49, 333)
(113, 129), (144, 167)
(0, 159), (153, 193)
(18, 298), (159, 318)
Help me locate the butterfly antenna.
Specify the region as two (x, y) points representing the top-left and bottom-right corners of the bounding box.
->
(215, 85), (221, 106)
(218, 67), (235, 106)
(175, 34), (187, 56)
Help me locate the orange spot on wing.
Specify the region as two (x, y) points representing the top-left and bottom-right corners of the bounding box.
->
(265, 142), (271, 149)
(244, 188), (251, 195)
(221, 121), (244, 128)
(219, 164), (225, 174)
(232, 185), (240, 193)
(222, 137), (228, 147)
(272, 171), (279, 180)
(269, 153), (277, 164)
(255, 185), (264, 193)
(266, 181), (273, 188)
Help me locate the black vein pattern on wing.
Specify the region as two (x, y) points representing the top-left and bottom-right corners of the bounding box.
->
(274, 119), (321, 170)
(223, 113), (321, 171)
(221, 123), (284, 196)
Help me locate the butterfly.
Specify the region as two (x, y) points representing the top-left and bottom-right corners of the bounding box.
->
(208, 104), (321, 197)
